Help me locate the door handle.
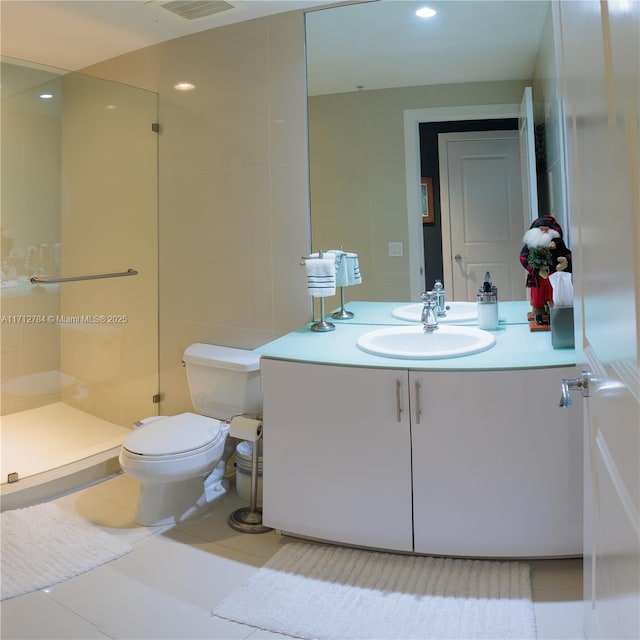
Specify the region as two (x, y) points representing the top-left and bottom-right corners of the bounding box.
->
(414, 379), (422, 424)
(559, 370), (591, 407)
(395, 378), (402, 423)
(454, 254), (463, 262)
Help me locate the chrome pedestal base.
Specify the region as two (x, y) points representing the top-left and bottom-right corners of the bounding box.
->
(228, 507), (272, 534)
(311, 296), (335, 331)
(311, 320), (335, 331)
(331, 287), (354, 320)
(331, 309), (354, 319)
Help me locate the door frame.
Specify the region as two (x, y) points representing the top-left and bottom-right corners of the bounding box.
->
(403, 103), (520, 298)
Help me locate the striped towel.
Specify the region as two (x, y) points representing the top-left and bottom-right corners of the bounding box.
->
(344, 252), (362, 285)
(326, 250), (349, 287)
(305, 255), (336, 297)
(327, 250), (362, 287)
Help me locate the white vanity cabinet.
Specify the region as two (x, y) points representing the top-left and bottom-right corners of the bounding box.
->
(261, 358), (582, 556)
(261, 358), (414, 551)
(410, 369), (582, 557)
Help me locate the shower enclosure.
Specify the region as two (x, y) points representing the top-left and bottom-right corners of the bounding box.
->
(1, 58), (159, 509)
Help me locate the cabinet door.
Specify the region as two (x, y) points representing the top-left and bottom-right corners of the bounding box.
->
(261, 359), (413, 551)
(411, 367), (583, 557)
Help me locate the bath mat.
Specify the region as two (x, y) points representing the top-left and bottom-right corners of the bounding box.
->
(1, 502), (131, 600)
(211, 541), (536, 640)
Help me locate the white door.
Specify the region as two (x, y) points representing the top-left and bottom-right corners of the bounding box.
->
(557, 1), (640, 638)
(439, 130), (526, 301)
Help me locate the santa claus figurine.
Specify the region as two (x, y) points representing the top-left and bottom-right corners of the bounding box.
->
(519, 215), (572, 325)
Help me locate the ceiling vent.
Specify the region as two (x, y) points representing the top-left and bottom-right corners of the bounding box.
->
(158, 1), (236, 21)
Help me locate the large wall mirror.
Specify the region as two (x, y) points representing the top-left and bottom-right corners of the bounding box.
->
(306, 0), (562, 304)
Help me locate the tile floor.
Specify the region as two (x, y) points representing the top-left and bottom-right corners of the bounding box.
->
(1, 473), (585, 639)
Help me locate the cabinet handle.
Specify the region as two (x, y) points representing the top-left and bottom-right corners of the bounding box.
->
(414, 379), (422, 423)
(395, 378), (402, 422)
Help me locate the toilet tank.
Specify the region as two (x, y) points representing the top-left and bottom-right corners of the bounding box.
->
(183, 343), (261, 420)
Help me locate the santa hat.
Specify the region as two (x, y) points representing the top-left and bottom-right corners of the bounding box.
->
(529, 215), (564, 238)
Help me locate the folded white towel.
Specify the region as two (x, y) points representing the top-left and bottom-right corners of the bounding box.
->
(326, 250), (362, 287)
(326, 250), (348, 287)
(344, 252), (362, 286)
(305, 255), (336, 297)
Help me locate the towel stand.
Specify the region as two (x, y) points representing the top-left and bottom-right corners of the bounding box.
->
(331, 287), (354, 320)
(329, 247), (354, 319)
(302, 250), (336, 331)
(228, 427), (272, 534)
(311, 297), (335, 332)
(302, 248), (358, 329)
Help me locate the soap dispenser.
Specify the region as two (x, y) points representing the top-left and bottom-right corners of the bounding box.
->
(477, 271), (498, 330)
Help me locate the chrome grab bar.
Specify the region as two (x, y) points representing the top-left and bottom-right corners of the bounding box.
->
(30, 268), (138, 285)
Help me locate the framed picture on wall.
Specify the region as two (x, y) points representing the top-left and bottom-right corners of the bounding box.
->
(421, 177), (435, 224)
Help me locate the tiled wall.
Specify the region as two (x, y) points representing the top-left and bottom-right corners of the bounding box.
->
(85, 11), (311, 414)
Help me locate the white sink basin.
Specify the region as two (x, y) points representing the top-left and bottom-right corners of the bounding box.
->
(356, 325), (496, 359)
(391, 301), (478, 323)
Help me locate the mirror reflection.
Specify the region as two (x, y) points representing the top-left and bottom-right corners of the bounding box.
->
(306, 0), (559, 303)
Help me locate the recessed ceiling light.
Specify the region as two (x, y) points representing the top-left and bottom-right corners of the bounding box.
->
(39, 93), (54, 99)
(416, 7), (436, 18)
(174, 82), (196, 91)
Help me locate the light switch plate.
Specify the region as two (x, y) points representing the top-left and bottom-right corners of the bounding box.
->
(388, 242), (404, 257)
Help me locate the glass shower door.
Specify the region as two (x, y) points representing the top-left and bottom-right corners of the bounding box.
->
(1, 59), (158, 493)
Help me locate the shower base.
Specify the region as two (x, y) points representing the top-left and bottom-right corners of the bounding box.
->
(1, 402), (131, 511)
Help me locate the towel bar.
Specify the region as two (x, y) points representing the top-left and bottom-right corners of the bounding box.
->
(30, 268), (138, 285)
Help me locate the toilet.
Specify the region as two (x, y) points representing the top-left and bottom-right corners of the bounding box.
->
(119, 343), (261, 526)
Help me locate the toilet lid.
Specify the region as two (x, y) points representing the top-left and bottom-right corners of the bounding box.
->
(124, 412), (222, 456)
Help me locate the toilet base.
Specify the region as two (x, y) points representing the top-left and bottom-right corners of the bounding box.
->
(136, 463), (228, 527)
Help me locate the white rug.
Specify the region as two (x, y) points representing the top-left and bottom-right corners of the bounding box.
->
(1, 502), (132, 600)
(212, 541), (537, 640)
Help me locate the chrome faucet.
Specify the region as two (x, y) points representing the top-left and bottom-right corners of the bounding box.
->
(421, 291), (439, 332)
(433, 279), (446, 316)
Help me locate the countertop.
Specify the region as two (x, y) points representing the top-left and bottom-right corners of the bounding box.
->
(255, 301), (581, 371)
(325, 299), (533, 326)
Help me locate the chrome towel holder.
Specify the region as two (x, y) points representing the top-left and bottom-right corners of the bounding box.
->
(30, 268), (138, 285)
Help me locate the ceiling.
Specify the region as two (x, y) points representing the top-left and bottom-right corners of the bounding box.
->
(306, 1), (549, 95)
(1, 0), (549, 95)
(0, 0), (332, 71)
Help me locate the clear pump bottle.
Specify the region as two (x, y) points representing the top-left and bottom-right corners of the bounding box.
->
(477, 271), (498, 330)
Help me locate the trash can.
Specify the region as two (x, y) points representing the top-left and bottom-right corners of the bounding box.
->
(550, 305), (575, 349)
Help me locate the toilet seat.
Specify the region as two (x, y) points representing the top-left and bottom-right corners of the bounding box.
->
(123, 412), (223, 459)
